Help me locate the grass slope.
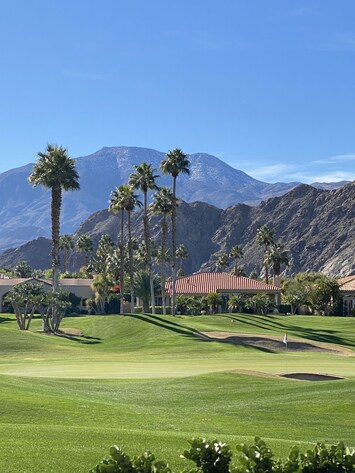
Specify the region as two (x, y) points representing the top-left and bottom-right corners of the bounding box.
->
(0, 313), (354, 473)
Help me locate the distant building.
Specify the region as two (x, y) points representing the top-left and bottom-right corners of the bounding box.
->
(165, 272), (281, 311)
(0, 277), (93, 312)
(338, 275), (355, 316)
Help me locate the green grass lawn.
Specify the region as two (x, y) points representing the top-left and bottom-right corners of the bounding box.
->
(0, 313), (354, 472)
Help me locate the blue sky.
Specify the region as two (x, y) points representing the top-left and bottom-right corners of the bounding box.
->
(1, 0), (355, 183)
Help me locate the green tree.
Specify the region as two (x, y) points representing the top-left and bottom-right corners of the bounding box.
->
(292, 272), (340, 314)
(256, 224), (274, 284)
(76, 234), (93, 267)
(160, 148), (190, 316)
(59, 234), (74, 273)
(124, 187), (142, 313)
(5, 281), (46, 330)
(28, 144), (80, 292)
(229, 245), (244, 276)
(150, 187), (174, 315)
(109, 185), (128, 314)
(282, 278), (307, 314)
(216, 252), (229, 272)
(176, 243), (188, 274)
(91, 272), (115, 314)
(205, 292), (223, 314)
(227, 294), (245, 313)
(129, 163), (159, 314)
(14, 260), (32, 278)
(245, 293), (273, 315)
(267, 242), (289, 278)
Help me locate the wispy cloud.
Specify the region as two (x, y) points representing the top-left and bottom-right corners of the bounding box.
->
(62, 70), (106, 81)
(291, 171), (355, 184)
(312, 153), (355, 164)
(216, 150), (355, 184)
(245, 164), (295, 180)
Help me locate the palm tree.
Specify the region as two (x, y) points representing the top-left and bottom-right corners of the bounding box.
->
(59, 234), (74, 273)
(150, 187), (174, 315)
(129, 163), (159, 314)
(76, 234), (94, 267)
(29, 144), (80, 291)
(160, 148), (190, 316)
(176, 243), (188, 274)
(267, 243), (290, 280)
(256, 224), (274, 284)
(109, 185), (128, 315)
(124, 187), (142, 313)
(216, 252), (229, 272)
(229, 245), (244, 276)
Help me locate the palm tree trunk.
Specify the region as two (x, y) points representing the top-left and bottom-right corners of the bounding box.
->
(51, 187), (61, 292)
(143, 191), (155, 314)
(161, 214), (167, 316)
(120, 209), (125, 315)
(234, 260), (238, 276)
(128, 211), (135, 314)
(171, 176), (177, 316)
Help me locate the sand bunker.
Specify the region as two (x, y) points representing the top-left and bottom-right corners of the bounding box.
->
(197, 331), (354, 356)
(280, 373), (344, 381)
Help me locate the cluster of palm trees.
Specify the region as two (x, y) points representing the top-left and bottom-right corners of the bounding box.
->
(256, 224), (289, 283)
(28, 143), (190, 317)
(215, 226), (289, 284)
(108, 148), (190, 316)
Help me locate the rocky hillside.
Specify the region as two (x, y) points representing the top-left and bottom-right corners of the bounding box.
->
(1, 182), (354, 277)
(0, 146), (345, 251)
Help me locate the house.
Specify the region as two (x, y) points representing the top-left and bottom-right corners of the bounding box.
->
(0, 276), (94, 312)
(166, 272), (281, 310)
(337, 275), (355, 316)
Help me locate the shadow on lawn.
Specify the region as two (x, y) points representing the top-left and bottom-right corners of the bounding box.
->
(56, 332), (102, 345)
(0, 316), (13, 325)
(127, 314), (274, 352)
(226, 315), (355, 349)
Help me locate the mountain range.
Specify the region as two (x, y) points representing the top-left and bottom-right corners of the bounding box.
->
(1, 181), (354, 278)
(0, 146), (347, 251)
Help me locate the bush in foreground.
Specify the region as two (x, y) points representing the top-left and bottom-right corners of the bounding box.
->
(91, 437), (355, 473)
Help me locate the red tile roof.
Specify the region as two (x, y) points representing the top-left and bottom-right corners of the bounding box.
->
(338, 275), (355, 292)
(166, 272), (280, 295)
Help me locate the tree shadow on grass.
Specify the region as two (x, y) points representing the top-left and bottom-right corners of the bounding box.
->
(0, 316), (13, 325)
(225, 315), (355, 349)
(55, 331), (102, 345)
(127, 314), (273, 352)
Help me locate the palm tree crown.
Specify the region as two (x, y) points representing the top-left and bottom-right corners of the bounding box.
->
(28, 144), (79, 291)
(160, 148), (190, 179)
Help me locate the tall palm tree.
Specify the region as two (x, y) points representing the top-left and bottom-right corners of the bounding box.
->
(150, 187), (174, 315)
(29, 144), (80, 291)
(129, 163), (159, 314)
(267, 243), (290, 279)
(160, 148), (190, 316)
(109, 185), (129, 315)
(124, 187), (142, 313)
(256, 224), (274, 284)
(59, 234), (74, 273)
(229, 245), (244, 276)
(76, 234), (94, 267)
(176, 243), (188, 274)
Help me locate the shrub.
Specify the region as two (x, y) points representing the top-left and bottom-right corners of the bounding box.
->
(91, 438), (355, 473)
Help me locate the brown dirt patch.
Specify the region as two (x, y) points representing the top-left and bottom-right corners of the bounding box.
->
(196, 331), (354, 356)
(60, 327), (84, 337)
(280, 373), (344, 381)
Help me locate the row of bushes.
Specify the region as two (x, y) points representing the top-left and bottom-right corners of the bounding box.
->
(91, 437), (355, 473)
